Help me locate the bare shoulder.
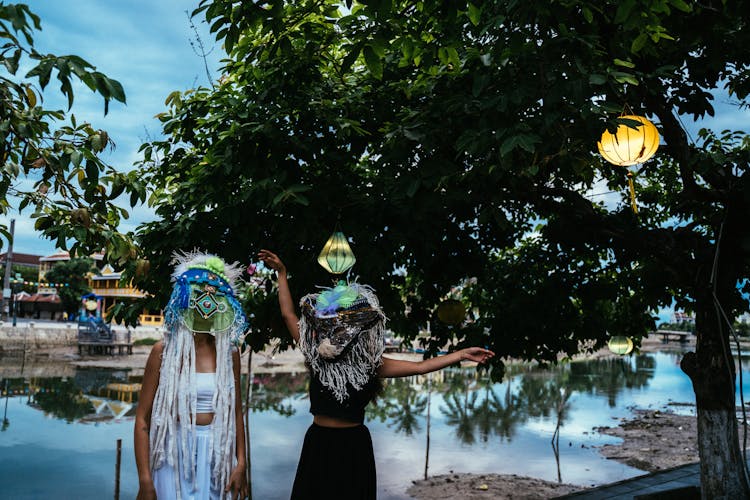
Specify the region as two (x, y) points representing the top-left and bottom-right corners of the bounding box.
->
(149, 340), (164, 358)
(144, 341), (164, 370)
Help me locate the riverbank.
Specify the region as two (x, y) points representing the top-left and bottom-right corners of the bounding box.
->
(407, 408), (703, 499)
(0, 332), (709, 498)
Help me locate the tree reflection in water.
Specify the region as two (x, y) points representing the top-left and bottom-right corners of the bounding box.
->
(369, 355), (656, 482)
(31, 378), (94, 423)
(246, 372), (308, 417)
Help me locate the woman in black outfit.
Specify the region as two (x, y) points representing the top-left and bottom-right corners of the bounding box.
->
(258, 250), (494, 500)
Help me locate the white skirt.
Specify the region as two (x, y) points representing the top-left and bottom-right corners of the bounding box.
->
(153, 424), (222, 500)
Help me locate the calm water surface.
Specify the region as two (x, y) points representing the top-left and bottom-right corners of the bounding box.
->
(1, 350), (744, 499)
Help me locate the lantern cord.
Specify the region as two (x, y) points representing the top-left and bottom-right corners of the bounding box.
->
(709, 220), (750, 484)
(627, 172), (638, 214)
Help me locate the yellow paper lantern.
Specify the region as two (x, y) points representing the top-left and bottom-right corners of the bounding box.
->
(608, 336), (634, 355)
(597, 115), (659, 214)
(597, 115), (659, 166)
(437, 299), (466, 326)
(317, 231), (356, 274)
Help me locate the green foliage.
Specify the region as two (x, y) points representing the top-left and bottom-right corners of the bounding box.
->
(133, 337), (159, 346)
(135, 0), (750, 376)
(1, 3), (141, 265)
(657, 321), (695, 333)
(0, 263), (36, 292)
(44, 257), (95, 315)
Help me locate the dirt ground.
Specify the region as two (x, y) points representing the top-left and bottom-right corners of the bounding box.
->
(406, 473), (580, 499)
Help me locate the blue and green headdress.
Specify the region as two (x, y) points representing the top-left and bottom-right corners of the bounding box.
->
(299, 281), (387, 402)
(164, 251), (248, 346)
(152, 251), (247, 495)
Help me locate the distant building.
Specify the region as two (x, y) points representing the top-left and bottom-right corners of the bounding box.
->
(673, 311), (695, 324)
(88, 264), (163, 326)
(38, 251), (104, 294)
(0, 252), (42, 269)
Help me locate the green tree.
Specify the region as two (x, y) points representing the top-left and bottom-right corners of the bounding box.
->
(135, 1), (750, 495)
(1, 3), (143, 264)
(44, 257), (94, 316)
(0, 263), (36, 293)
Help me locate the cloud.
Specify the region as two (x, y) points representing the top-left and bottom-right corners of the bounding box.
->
(4, 1), (222, 256)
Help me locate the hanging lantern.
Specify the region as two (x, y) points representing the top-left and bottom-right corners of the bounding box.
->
(437, 299), (466, 326)
(608, 336), (634, 355)
(317, 231), (356, 274)
(597, 114), (659, 214)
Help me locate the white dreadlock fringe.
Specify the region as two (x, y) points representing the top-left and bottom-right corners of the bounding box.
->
(149, 323), (237, 500)
(298, 284), (387, 402)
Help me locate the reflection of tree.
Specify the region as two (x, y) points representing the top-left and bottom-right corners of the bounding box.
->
(247, 372), (307, 417)
(568, 356), (654, 407)
(381, 378), (428, 436)
(441, 372), (524, 445)
(442, 385), (479, 445)
(32, 378), (94, 423)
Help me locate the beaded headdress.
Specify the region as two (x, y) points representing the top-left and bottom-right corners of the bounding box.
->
(164, 251), (248, 344)
(150, 251), (248, 499)
(299, 282), (386, 402)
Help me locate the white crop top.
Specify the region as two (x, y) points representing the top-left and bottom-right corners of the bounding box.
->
(196, 372), (216, 413)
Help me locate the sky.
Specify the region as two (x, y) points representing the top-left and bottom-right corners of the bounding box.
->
(1, 2), (748, 323)
(1, 0), (223, 256)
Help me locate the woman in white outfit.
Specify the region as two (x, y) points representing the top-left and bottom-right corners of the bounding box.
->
(134, 252), (249, 500)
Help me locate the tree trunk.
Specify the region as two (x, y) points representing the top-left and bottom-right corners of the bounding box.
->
(681, 298), (750, 499)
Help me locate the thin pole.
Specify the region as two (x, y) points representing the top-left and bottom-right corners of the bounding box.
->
(244, 349), (253, 500)
(2, 219), (15, 320)
(424, 373), (431, 480)
(114, 438), (122, 500)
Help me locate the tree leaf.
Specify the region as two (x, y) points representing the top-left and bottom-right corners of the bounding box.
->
(363, 45), (383, 79)
(467, 3), (481, 26)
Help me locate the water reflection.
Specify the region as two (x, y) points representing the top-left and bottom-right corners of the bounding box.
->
(0, 369), (141, 424)
(248, 372), (307, 417)
(0, 352), (702, 499)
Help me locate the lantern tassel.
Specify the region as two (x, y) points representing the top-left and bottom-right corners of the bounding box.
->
(627, 171), (638, 214)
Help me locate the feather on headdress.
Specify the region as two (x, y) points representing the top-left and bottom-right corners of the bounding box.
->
(149, 251), (248, 500)
(298, 282), (386, 402)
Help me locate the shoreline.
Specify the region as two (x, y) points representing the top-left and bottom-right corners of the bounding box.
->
(0, 334), (706, 498)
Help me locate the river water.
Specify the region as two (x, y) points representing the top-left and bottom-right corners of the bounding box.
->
(0, 349), (742, 499)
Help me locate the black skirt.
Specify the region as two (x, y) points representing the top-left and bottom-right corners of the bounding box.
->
(290, 423), (376, 500)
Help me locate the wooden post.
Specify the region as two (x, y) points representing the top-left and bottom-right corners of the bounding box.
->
(114, 438), (122, 500)
(244, 349), (253, 500)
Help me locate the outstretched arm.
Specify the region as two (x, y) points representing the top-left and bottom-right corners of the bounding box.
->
(258, 249), (300, 343)
(378, 347), (494, 378)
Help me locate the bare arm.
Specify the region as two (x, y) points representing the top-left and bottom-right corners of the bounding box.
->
(377, 347), (495, 378)
(134, 341), (163, 500)
(225, 349), (249, 498)
(258, 249), (300, 343)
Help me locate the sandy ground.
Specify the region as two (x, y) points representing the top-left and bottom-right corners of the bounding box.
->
(1, 333), (714, 498)
(595, 408), (699, 472)
(406, 473), (580, 499)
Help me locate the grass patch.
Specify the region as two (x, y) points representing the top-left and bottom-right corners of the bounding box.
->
(134, 337), (159, 346)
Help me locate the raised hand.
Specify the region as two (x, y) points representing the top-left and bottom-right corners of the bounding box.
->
(258, 249), (286, 274)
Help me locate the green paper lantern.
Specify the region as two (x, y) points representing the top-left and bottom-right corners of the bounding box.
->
(317, 231), (356, 274)
(437, 299), (466, 326)
(608, 336), (634, 355)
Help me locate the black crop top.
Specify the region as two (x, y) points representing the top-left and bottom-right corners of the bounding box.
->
(309, 375), (380, 424)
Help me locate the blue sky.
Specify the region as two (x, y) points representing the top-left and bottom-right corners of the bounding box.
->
(1, 2), (748, 324)
(1, 0), (223, 256)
